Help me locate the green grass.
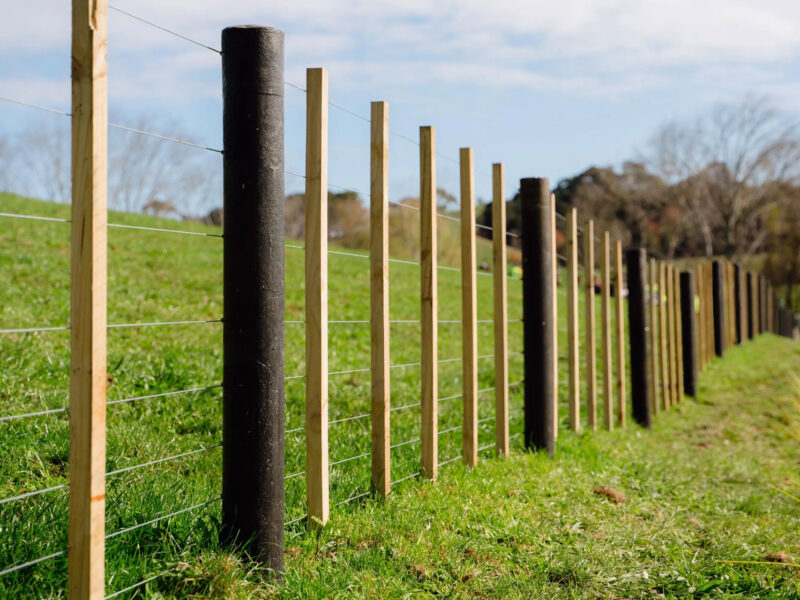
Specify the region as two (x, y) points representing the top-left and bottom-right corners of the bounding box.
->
(1, 194), (798, 598)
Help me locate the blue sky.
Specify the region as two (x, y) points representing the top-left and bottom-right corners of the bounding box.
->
(2, 0), (800, 210)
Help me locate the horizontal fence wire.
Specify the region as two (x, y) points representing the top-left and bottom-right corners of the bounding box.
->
(108, 4), (220, 53)
(104, 568), (173, 600)
(0, 97), (221, 153)
(1, 444), (221, 505)
(0, 550), (65, 577)
(330, 452), (372, 468)
(107, 384), (222, 407)
(393, 472), (421, 485)
(106, 497), (221, 540)
(106, 444), (221, 478)
(0, 483), (66, 506)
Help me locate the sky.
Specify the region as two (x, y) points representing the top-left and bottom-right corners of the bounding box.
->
(1, 0), (800, 210)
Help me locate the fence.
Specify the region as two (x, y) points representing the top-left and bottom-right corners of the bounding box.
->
(1, 7), (799, 599)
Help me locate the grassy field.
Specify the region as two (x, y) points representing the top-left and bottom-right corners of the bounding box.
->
(2, 194), (797, 598)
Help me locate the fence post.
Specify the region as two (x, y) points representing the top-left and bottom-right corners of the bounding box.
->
(521, 177), (554, 456)
(551, 194), (559, 439)
(370, 101), (390, 497)
(221, 25), (286, 568)
(614, 241), (626, 427)
(728, 263), (736, 348)
(69, 0), (108, 595)
(665, 264), (678, 406)
(420, 126), (438, 480)
(674, 266), (684, 400)
(680, 271), (698, 399)
(658, 262), (669, 409)
(696, 265), (705, 369)
(648, 258), (659, 416)
(584, 220), (597, 430)
(460, 148), (478, 467)
(566, 208), (580, 432)
(734, 263), (743, 344)
(747, 272), (754, 340)
(601, 232), (613, 430)
(712, 261), (725, 357)
(492, 163), (509, 456)
(626, 249), (650, 427)
(304, 67), (329, 526)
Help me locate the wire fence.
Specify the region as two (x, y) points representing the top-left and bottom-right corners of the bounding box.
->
(1, 6), (793, 599)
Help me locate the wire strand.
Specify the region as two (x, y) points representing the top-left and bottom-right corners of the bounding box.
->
(104, 569), (173, 599)
(108, 5), (221, 53)
(106, 497), (220, 540)
(0, 550), (65, 577)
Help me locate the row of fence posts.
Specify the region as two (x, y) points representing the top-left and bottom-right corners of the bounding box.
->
(61, 16), (799, 598)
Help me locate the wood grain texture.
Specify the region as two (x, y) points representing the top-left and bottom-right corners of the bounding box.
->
(305, 67), (329, 525)
(566, 208), (580, 432)
(69, 1), (108, 597)
(614, 241), (626, 427)
(492, 164), (508, 456)
(584, 220), (597, 430)
(551, 193), (558, 440)
(370, 101), (390, 497)
(667, 265), (677, 406)
(696, 265), (705, 371)
(601, 232), (613, 430)
(659, 263), (669, 410)
(648, 258), (659, 415)
(460, 148), (478, 466)
(420, 126), (438, 481)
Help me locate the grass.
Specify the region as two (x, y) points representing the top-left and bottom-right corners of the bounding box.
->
(1, 194), (798, 598)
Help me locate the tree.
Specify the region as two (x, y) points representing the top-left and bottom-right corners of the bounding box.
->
(646, 96), (800, 258)
(553, 162), (669, 251)
(10, 115), (221, 216)
(763, 184), (800, 312)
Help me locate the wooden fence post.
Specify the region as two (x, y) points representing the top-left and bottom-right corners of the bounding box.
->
(460, 148), (478, 467)
(420, 126), (438, 480)
(305, 67), (329, 526)
(680, 271), (698, 399)
(69, 0), (108, 595)
(747, 271), (754, 339)
(492, 163), (509, 457)
(669, 265), (679, 404)
(566, 208), (580, 432)
(648, 258), (659, 415)
(614, 240), (626, 427)
(712, 261), (725, 357)
(696, 265), (705, 369)
(551, 194), (559, 439)
(665, 265), (675, 406)
(734, 263), (743, 344)
(370, 101), (390, 496)
(221, 25), (286, 570)
(706, 264), (714, 361)
(601, 232), (613, 430)
(669, 264), (678, 406)
(627, 249), (650, 428)
(659, 262), (669, 410)
(584, 221), (597, 430)
(521, 177), (554, 456)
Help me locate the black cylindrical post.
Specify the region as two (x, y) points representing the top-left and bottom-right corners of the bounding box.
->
(221, 26), (285, 574)
(520, 177), (554, 456)
(626, 249), (650, 427)
(712, 261), (725, 356)
(680, 271), (698, 399)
